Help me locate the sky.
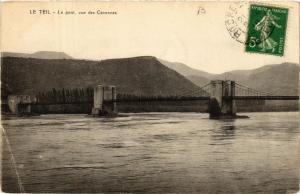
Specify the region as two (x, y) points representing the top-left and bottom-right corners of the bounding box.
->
(1, 1), (299, 74)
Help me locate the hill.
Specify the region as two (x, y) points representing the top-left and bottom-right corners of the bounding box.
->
(1, 56), (201, 98)
(186, 63), (299, 95)
(158, 59), (213, 78)
(2, 51), (73, 59)
(185, 75), (210, 88)
(237, 63), (299, 95)
(159, 58), (298, 95)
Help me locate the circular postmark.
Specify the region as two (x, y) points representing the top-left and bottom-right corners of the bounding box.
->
(225, 2), (275, 46)
(225, 2), (249, 44)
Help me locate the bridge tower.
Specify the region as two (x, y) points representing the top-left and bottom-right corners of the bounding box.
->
(7, 95), (35, 115)
(209, 80), (236, 119)
(91, 85), (117, 116)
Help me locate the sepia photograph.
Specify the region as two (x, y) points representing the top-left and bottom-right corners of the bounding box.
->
(1, 1), (299, 193)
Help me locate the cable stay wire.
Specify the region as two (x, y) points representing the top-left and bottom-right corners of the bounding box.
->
(235, 82), (273, 96)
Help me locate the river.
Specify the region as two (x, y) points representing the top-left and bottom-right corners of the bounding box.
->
(1, 112), (299, 193)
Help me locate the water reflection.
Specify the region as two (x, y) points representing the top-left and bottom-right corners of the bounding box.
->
(210, 120), (236, 141)
(221, 124), (235, 136)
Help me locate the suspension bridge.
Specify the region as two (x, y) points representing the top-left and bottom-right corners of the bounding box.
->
(7, 80), (299, 119)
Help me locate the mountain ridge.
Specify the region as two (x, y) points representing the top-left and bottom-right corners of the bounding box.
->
(1, 51), (298, 97)
(187, 62), (299, 95)
(159, 58), (299, 96)
(158, 58), (213, 78)
(1, 56), (201, 99)
(2, 51), (73, 59)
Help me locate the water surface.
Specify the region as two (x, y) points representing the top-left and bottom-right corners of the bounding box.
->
(2, 112), (299, 193)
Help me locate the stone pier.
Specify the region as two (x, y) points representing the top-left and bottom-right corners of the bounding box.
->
(7, 95), (35, 115)
(91, 85), (117, 116)
(209, 80), (236, 119)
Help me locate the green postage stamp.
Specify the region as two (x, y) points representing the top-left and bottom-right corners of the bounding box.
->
(245, 4), (288, 56)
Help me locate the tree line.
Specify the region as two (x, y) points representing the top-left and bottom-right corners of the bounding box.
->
(116, 93), (208, 102)
(36, 88), (207, 105)
(36, 88), (94, 104)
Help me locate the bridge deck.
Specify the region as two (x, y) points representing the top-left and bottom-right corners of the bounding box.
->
(19, 95), (299, 105)
(229, 96), (299, 100)
(112, 97), (210, 102)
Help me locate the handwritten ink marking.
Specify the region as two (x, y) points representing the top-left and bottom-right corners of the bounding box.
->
(197, 6), (206, 15)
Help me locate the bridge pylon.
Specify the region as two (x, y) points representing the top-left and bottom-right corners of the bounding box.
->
(209, 80), (236, 119)
(91, 85), (118, 116)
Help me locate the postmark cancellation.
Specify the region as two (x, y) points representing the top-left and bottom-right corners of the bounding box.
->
(225, 3), (289, 57)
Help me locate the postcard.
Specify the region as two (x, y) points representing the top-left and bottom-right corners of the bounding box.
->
(1, 1), (299, 193)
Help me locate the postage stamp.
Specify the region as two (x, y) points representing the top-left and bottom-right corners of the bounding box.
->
(245, 4), (288, 56)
